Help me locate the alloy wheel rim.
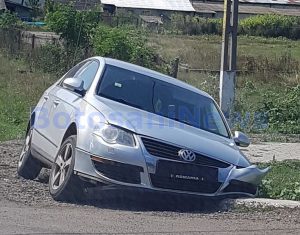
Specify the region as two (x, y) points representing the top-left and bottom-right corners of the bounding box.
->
(18, 130), (32, 168)
(51, 143), (73, 190)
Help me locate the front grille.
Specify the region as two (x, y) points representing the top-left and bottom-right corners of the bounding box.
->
(150, 160), (221, 194)
(141, 137), (230, 168)
(91, 156), (143, 184)
(223, 180), (257, 195)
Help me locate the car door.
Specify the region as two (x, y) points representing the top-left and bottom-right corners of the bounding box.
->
(47, 60), (100, 161)
(31, 85), (57, 160)
(31, 61), (87, 161)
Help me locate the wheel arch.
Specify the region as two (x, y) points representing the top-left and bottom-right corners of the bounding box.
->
(61, 122), (78, 146)
(26, 112), (36, 134)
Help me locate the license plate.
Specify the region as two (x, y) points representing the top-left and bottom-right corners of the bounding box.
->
(156, 160), (218, 182)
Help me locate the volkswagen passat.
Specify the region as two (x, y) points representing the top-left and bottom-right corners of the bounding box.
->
(17, 57), (269, 201)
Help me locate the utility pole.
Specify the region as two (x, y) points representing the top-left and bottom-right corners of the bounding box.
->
(219, 0), (239, 119)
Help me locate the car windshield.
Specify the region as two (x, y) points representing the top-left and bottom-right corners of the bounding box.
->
(97, 65), (229, 138)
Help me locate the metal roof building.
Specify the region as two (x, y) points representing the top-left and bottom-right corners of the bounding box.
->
(239, 0), (300, 5)
(193, 1), (300, 17)
(101, 0), (195, 12)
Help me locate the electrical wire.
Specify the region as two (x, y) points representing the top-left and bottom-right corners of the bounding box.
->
(72, 0), (89, 66)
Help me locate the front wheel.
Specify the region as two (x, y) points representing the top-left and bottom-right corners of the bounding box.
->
(17, 128), (42, 179)
(49, 135), (85, 202)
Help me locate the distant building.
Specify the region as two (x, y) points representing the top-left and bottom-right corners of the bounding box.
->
(238, 0), (300, 5)
(3, 0), (32, 19)
(53, 1), (300, 20)
(101, 0), (195, 16)
(192, 0), (300, 18)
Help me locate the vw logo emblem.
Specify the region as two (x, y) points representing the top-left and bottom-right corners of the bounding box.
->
(178, 149), (196, 162)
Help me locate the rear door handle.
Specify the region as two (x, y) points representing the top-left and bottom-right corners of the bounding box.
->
(43, 95), (49, 101)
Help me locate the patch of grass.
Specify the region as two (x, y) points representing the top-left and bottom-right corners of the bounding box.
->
(0, 54), (56, 141)
(258, 160), (300, 201)
(150, 34), (300, 69)
(149, 34), (222, 69)
(238, 36), (300, 60)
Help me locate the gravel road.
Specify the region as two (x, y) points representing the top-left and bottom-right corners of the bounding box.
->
(1, 140), (300, 234)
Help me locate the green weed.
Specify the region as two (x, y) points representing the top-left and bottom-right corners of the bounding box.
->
(258, 160), (300, 201)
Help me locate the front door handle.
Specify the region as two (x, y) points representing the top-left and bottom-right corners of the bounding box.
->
(53, 99), (60, 107)
(43, 95), (49, 101)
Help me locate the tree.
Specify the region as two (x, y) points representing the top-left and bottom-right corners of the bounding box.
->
(45, 3), (100, 47)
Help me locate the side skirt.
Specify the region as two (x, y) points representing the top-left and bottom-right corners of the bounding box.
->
(31, 147), (53, 168)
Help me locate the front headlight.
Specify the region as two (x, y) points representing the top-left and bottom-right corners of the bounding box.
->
(94, 124), (135, 147)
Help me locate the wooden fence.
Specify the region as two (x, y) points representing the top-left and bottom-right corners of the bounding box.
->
(0, 29), (60, 56)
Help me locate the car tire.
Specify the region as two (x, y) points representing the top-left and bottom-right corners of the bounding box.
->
(49, 135), (85, 202)
(17, 128), (42, 179)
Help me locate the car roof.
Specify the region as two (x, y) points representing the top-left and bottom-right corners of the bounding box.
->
(92, 56), (212, 99)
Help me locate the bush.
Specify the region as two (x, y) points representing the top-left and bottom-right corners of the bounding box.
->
(30, 43), (87, 76)
(43, 3), (102, 74)
(168, 14), (299, 39)
(0, 11), (24, 29)
(260, 85), (300, 134)
(259, 161), (300, 201)
(183, 17), (222, 35)
(27, 25), (166, 76)
(91, 25), (162, 70)
(44, 4), (167, 72)
(169, 14), (222, 35)
(240, 14), (300, 40)
(239, 53), (299, 80)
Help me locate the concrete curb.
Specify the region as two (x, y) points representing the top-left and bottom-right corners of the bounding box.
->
(220, 198), (300, 210)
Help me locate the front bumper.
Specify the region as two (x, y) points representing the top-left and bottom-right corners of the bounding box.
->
(74, 136), (269, 197)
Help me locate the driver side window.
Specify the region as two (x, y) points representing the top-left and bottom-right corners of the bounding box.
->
(62, 61), (86, 79)
(61, 60), (99, 91)
(75, 60), (99, 90)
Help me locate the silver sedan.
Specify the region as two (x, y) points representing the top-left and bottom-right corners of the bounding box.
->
(17, 57), (269, 201)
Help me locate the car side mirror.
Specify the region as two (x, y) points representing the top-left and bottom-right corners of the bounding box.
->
(62, 77), (85, 95)
(234, 131), (250, 147)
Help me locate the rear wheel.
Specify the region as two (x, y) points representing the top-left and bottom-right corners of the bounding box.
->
(49, 135), (85, 202)
(17, 128), (42, 179)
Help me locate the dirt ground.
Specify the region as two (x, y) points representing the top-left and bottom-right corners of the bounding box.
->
(242, 142), (300, 163)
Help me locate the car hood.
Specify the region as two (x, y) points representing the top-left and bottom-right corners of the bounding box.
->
(91, 96), (250, 166)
